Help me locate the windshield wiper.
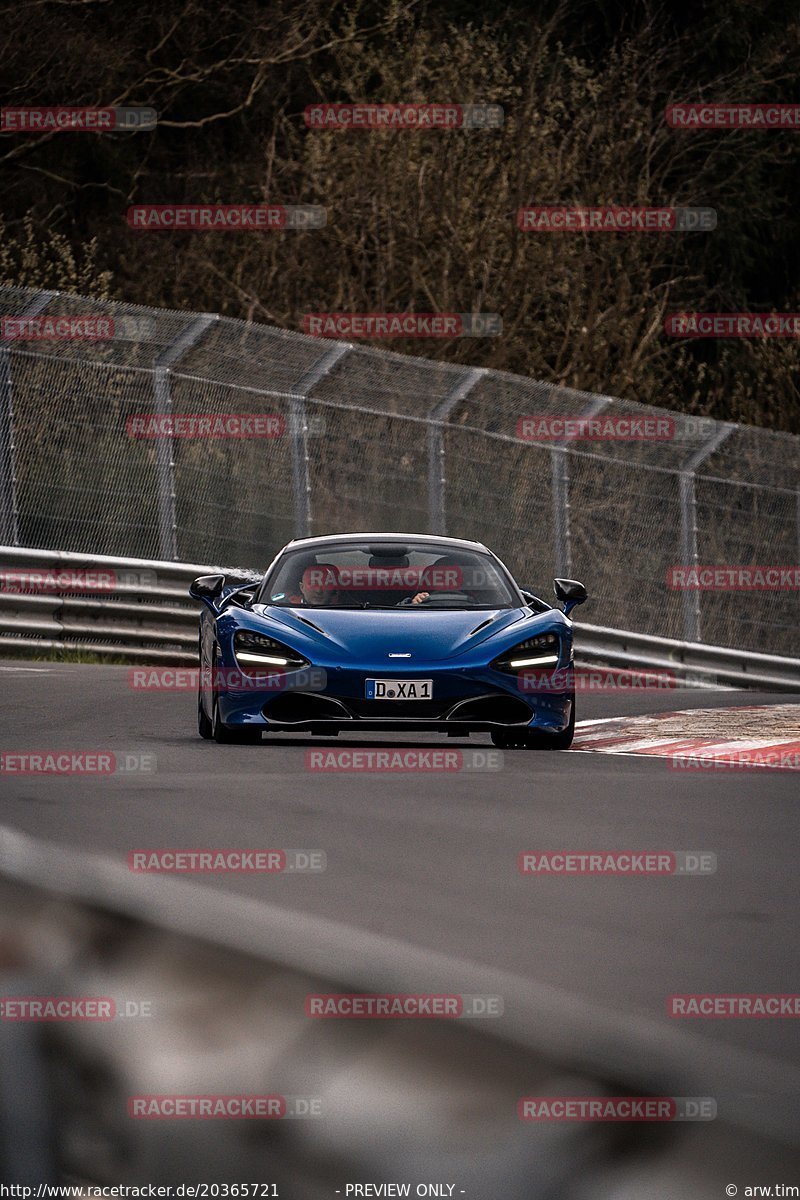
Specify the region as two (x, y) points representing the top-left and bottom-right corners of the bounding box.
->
(315, 602), (372, 609)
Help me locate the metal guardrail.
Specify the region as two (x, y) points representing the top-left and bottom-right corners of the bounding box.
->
(1, 545), (799, 689)
(0, 545), (251, 662)
(576, 624), (800, 692)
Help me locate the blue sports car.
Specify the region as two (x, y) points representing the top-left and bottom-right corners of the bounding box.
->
(190, 533), (587, 749)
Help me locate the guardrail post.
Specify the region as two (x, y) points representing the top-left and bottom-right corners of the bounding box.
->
(678, 423), (736, 642)
(428, 368), (485, 535)
(291, 344), (351, 538)
(550, 450), (570, 576)
(551, 395), (611, 576)
(152, 314), (218, 560)
(0, 292), (57, 545)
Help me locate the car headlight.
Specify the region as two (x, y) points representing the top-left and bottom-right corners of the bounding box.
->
(234, 631), (309, 672)
(492, 633), (561, 672)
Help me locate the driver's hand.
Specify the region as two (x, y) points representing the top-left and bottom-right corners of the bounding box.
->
(410, 592), (429, 604)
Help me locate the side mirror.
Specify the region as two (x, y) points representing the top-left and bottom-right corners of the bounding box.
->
(554, 577), (587, 617)
(189, 574), (225, 604)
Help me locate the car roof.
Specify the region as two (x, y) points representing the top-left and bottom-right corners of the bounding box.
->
(284, 532), (490, 552)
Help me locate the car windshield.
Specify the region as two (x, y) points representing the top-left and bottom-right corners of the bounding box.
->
(260, 541), (519, 610)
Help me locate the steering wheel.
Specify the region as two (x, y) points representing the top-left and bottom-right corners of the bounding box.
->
(397, 591), (471, 606)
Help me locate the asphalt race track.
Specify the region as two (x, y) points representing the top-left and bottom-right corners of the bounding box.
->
(1, 661), (798, 1097)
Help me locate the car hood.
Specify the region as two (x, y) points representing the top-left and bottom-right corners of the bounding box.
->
(252, 604), (536, 661)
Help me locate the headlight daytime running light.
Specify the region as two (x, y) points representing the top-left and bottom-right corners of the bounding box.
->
(493, 632), (561, 672)
(234, 631), (309, 671)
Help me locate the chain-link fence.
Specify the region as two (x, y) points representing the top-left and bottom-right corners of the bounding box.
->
(1, 285), (798, 654)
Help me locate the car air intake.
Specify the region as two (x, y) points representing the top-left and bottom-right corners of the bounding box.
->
(264, 693), (350, 723)
(448, 695), (532, 725)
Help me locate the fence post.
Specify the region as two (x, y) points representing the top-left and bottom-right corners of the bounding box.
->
(0, 291), (57, 545)
(291, 343), (351, 538)
(551, 395), (611, 577)
(678, 423), (736, 642)
(428, 368), (485, 536)
(152, 314), (218, 560)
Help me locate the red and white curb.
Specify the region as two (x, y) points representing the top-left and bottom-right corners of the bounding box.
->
(572, 706), (800, 769)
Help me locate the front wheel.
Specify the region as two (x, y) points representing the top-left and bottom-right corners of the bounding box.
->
(490, 729), (532, 749)
(491, 692), (576, 750)
(529, 690), (576, 750)
(212, 694), (262, 744)
(198, 692), (213, 739)
(198, 641), (213, 738)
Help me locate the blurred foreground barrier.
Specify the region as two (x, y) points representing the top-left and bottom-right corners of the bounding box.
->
(0, 825), (800, 1193)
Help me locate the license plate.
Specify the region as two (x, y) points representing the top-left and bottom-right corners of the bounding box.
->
(365, 679), (433, 700)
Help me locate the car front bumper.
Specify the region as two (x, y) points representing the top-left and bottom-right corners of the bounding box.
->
(215, 662), (573, 734)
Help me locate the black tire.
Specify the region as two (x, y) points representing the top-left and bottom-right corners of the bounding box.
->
(212, 693), (262, 744)
(198, 692), (213, 739)
(197, 637), (214, 738)
(491, 691), (576, 750)
(491, 729), (529, 749)
(527, 690), (576, 750)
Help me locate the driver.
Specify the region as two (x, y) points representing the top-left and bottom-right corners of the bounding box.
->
(286, 563), (345, 606)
